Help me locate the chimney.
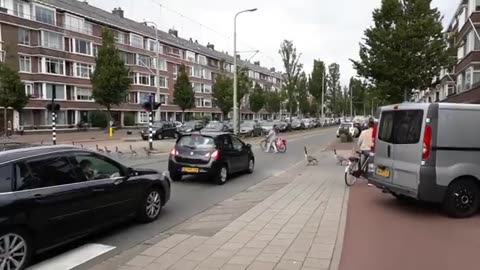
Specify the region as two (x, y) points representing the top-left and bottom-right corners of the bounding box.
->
(207, 43), (215, 50)
(112, 7), (124, 18)
(270, 67), (276, 72)
(189, 38), (193, 42)
(254, 61), (260, 66)
(236, 54), (241, 60)
(168, 29), (178, 37)
(195, 40), (198, 44)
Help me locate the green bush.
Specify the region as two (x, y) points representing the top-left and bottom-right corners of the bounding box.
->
(89, 111), (108, 128)
(123, 113), (135, 126)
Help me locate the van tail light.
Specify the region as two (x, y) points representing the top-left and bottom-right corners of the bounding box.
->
(210, 150), (219, 160)
(371, 123), (378, 152)
(170, 147), (178, 156)
(422, 125), (432, 160)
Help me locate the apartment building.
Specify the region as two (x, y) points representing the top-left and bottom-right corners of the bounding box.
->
(418, 0), (480, 104)
(0, 0), (283, 132)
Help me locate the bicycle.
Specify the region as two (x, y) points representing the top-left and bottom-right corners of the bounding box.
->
(344, 151), (371, 186)
(260, 137), (287, 153)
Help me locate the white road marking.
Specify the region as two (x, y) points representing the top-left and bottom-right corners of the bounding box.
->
(28, 243), (115, 270)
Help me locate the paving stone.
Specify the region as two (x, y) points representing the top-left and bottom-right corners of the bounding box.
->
(236, 247), (263, 257)
(125, 255), (155, 267)
(255, 253), (282, 263)
(221, 264), (248, 270)
(198, 257), (230, 268)
(273, 259), (303, 270)
(302, 258), (330, 268)
(210, 249), (237, 259)
(157, 234), (191, 248)
(227, 255), (256, 265)
(118, 266), (142, 270)
(246, 261), (276, 270)
(141, 245), (169, 257)
(281, 251), (307, 261)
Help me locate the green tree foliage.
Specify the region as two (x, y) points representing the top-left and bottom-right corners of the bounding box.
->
(212, 71), (233, 117)
(91, 28), (131, 126)
(326, 63), (341, 116)
(0, 63), (29, 133)
(349, 77), (368, 116)
(265, 91), (282, 114)
(279, 40), (303, 121)
(297, 72), (310, 116)
(309, 99), (319, 117)
(249, 83), (266, 113)
(308, 60), (326, 105)
(173, 64), (195, 122)
(352, 0), (454, 103)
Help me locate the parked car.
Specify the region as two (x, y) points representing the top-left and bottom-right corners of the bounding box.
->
(369, 102), (480, 218)
(239, 121), (263, 137)
(0, 145), (171, 269)
(303, 118), (314, 129)
(141, 121), (177, 140)
(178, 120), (204, 133)
(174, 121), (183, 130)
(201, 121), (232, 133)
(336, 122), (356, 138)
(168, 132), (255, 185)
(291, 119), (305, 130)
(273, 120), (289, 132)
(259, 121), (275, 134)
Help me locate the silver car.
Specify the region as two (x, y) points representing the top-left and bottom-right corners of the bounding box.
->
(370, 102), (480, 218)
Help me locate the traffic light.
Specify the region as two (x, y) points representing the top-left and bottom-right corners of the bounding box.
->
(141, 101), (161, 112)
(46, 103), (61, 111)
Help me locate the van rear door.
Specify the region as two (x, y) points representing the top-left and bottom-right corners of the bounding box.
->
(374, 110), (395, 183)
(391, 109), (425, 192)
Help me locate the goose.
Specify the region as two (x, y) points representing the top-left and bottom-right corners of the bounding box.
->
(304, 146), (318, 166)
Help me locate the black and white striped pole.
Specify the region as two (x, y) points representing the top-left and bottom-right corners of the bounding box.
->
(52, 111), (56, 145)
(148, 94), (154, 150)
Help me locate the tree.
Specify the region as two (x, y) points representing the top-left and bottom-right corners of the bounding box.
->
(91, 28), (131, 128)
(279, 40), (303, 121)
(297, 72), (310, 116)
(349, 77), (368, 115)
(173, 64), (195, 122)
(212, 72), (233, 118)
(352, 0), (454, 103)
(0, 63), (29, 134)
(265, 91), (282, 115)
(309, 99), (319, 117)
(249, 83), (266, 114)
(326, 63), (341, 116)
(308, 60), (326, 116)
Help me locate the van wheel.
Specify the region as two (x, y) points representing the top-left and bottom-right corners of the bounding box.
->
(0, 229), (32, 270)
(443, 178), (480, 218)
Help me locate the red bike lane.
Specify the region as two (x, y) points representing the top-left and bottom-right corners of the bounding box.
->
(339, 183), (480, 270)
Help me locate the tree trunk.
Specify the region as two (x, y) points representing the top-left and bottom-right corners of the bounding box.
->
(181, 110), (185, 123)
(106, 107), (112, 132)
(3, 107), (7, 137)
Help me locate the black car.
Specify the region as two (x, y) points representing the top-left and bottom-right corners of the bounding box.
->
(168, 132), (255, 185)
(239, 121), (263, 137)
(141, 121), (177, 140)
(0, 145), (171, 269)
(178, 120), (204, 133)
(201, 121), (232, 133)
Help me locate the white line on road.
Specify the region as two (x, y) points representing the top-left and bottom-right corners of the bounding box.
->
(28, 243), (115, 270)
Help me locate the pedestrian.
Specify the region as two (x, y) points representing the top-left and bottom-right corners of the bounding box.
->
(357, 118), (375, 185)
(265, 125), (278, 153)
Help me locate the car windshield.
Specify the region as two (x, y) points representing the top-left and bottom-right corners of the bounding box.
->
(153, 122), (164, 128)
(177, 135), (215, 149)
(205, 122), (222, 129)
(241, 122), (255, 127)
(341, 123), (352, 128)
(183, 121), (196, 127)
(260, 122), (272, 127)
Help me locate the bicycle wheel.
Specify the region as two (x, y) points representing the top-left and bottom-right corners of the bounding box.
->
(277, 144), (287, 153)
(344, 162), (358, 187)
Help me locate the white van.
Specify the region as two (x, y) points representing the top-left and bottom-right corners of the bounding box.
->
(369, 102), (480, 218)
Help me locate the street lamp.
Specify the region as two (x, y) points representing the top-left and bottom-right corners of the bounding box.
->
(144, 21), (161, 122)
(233, 8), (257, 134)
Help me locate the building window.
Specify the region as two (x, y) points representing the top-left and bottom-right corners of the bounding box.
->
(130, 34), (143, 49)
(158, 58), (167, 71)
(93, 45), (99, 57)
(139, 92), (154, 104)
(159, 94), (167, 105)
(137, 54), (152, 67)
(46, 84), (65, 99)
(203, 84), (212, 93)
(83, 22), (93, 35)
(195, 98), (203, 107)
(42, 31), (63, 50)
(197, 55), (207, 65)
(115, 31), (126, 44)
(13, 1), (26, 18)
(192, 83), (202, 93)
(18, 28), (30, 45)
(76, 87), (93, 100)
(203, 99), (212, 107)
(139, 111), (149, 123)
(35, 5), (55, 25)
(135, 73), (150, 85)
(202, 69), (212, 80)
(465, 68), (472, 90)
(447, 84), (455, 96)
(19, 56), (31, 72)
(173, 65), (178, 80)
(75, 39), (92, 55)
(190, 66), (201, 78)
(148, 39), (158, 52)
(75, 63), (93, 78)
(45, 58), (64, 75)
(25, 84), (33, 96)
(65, 14), (83, 33)
(186, 51), (196, 62)
(159, 77), (167, 88)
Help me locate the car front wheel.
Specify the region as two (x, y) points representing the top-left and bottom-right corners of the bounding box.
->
(137, 188), (163, 223)
(0, 230), (32, 270)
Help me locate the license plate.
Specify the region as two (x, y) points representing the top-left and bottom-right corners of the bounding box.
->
(183, 167), (199, 173)
(376, 168), (390, 178)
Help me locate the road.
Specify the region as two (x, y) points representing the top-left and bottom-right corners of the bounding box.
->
(339, 183), (480, 270)
(28, 127), (337, 270)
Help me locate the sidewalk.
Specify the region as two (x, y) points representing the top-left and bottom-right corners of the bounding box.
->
(92, 150), (349, 270)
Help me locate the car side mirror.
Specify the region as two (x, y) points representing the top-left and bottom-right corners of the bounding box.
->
(127, 167), (137, 177)
(246, 144), (252, 148)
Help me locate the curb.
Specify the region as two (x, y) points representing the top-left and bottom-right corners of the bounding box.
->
(330, 184), (350, 270)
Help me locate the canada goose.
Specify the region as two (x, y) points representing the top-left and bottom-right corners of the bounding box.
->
(104, 146), (111, 154)
(96, 144), (104, 153)
(130, 145), (137, 157)
(304, 146), (318, 166)
(334, 149), (348, 165)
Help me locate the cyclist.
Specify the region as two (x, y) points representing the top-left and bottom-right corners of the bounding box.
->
(357, 118), (375, 185)
(265, 125), (279, 153)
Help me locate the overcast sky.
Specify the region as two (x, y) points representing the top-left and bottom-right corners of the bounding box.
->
(89, 0), (458, 86)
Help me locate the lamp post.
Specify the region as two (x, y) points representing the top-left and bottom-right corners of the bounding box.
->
(144, 21), (161, 122)
(233, 8), (257, 134)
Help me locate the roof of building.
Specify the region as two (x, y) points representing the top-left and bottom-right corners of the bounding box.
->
(40, 0), (282, 79)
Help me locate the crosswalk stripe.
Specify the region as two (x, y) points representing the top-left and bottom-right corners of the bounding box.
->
(28, 243), (116, 270)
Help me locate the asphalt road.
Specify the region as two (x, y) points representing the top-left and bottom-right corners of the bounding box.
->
(30, 127), (337, 270)
(339, 183), (480, 270)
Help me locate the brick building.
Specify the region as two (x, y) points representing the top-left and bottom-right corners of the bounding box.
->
(0, 0), (283, 132)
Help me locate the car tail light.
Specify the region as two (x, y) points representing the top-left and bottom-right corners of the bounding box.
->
(210, 150), (219, 160)
(422, 125), (432, 160)
(170, 147), (178, 156)
(371, 123), (377, 152)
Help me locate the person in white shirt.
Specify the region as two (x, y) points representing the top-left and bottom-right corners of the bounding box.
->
(357, 118), (375, 167)
(265, 125), (278, 153)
